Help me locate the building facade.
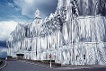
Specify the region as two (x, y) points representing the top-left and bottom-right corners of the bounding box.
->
(6, 0), (106, 65)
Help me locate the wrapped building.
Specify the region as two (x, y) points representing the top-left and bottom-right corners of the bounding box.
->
(6, 0), (106, 65)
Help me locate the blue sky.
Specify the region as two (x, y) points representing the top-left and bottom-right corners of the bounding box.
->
(0, 0), (58, 47)
(0, 47), (7, 58)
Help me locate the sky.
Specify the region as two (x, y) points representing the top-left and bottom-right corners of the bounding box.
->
(0, 47), (7, 58)
(0, 0), (58, 47)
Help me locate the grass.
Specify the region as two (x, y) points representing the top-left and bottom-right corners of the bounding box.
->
(24, 59), (61, 67)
